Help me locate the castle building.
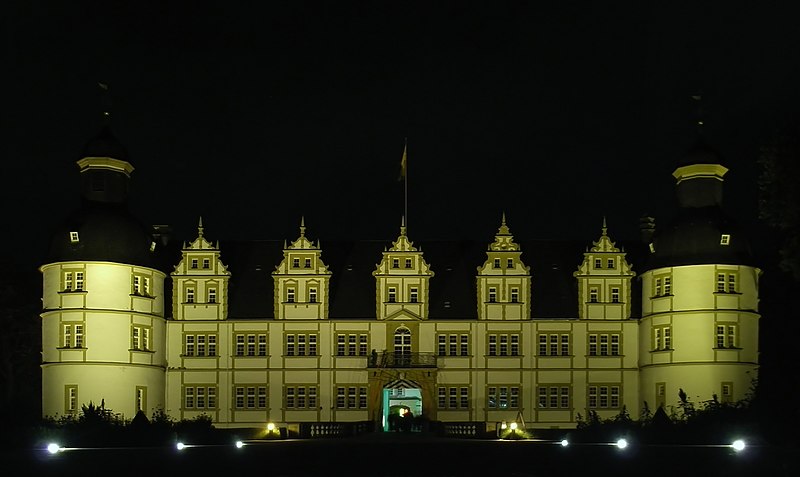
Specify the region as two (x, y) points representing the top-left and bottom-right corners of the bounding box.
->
(39, 127), (760, 434)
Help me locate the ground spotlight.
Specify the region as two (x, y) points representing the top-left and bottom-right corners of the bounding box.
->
(176, 442), (186, 451)
(731, 439), (746, 452)
(616, 438), (628, 449)
(47, 443), (61, 454)
(560, 439), (569, 447)
(235, 440), (244, 449)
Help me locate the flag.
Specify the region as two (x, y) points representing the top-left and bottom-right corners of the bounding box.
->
(398, 141), (407, 181)
(98, 82), (109, 91)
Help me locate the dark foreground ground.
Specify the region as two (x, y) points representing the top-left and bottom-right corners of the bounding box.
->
(8, 432), (797, 477)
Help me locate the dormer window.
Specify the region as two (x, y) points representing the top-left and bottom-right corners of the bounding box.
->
(648, 243), (655, 253)
(594, 258), (602, 269)
(150, 241), (156, 252)
(405, 258), (412, 268)
(292, 258), (300, 268)
(720, 234), (731, 245)
(607, 258), (615, 269)
(507, 258), (513, 268)
(202, 258), (210, 269)
(191, 259), (198, 269)
(304, 258), (311, 268)
(392, 259), (399, 269)
(493, 259), (500, 268)
(69, 231), (79, 243)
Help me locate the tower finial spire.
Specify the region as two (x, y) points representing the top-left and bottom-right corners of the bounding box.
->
(299, 216), (306, 237)
(602, 216), (607, 236)
(691, 92), (705, 135)
(400, 216), (407, 236)
(98, 82), (111, 124)
(198, 216), (204, 238)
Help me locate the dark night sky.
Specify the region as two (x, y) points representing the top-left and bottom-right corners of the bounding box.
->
(5, 1), (800, 270)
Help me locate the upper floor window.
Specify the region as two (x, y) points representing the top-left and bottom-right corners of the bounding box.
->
(235, 386), (268, 410)
(405, 258), (412, 268)
(62, 323), (84, 348)
(488, 333), (520, 356)
(507, 258), (513, 268)
(392, 258), (400, 268)
(488, 287), (497, 303)
(304, 258), (311, 268)
(538, 386), (571, 409)
(336, 386), (368, 409)
(720, 234), (731, 246)
(607, 258), (615, 268)
(539, 333), (570, 356)
(202, 258), (210, 269)
(610, 287), (620, 303)
(66, 386), (78, 414)
(309, 288), (317, 303)
(438, 386), (470, 410)
(487, 386), (519, 409)
(336, 333), (368, 357)
(62, 270), (85, 292)
(588, 333), (620, 356)
(132, 274), (151, 296)
(191, 259), (198, 269)
(131, 325), (151, 351)
(285, 333), (318, 356)
(409, 287), (418, 303)
(716, 272), (737, 293)
(388, 287), (397, 303)
(594, 258), (602, 269)
(438, 333), (469, 356)
(589, 287), (598, 303)
(716, 324), (737, 349)
(510, 288), (519, 303)
(654, 274), (672, 297)
(183, 386), (217, 410)
(69, 231), (79, 243)
(186, 288), (195, 303)
(292, 258), (300, 268)
(184, 333), (217, 357)
(493, 258), (500, 268)
(653, 325), (671, 351)
(207, 288), (217, 304)
(235, 333), (267, 357)
(287, 288), (295, 303)
(588, 384), (621, 409)
(285, 386), (318, 410)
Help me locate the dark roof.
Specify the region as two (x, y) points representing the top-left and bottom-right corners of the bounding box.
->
(45, 201), (158, 268)
(159, 237), (647, 320)
(644, 206), (757, 270)
(676, 136), (725, 167)
(81, 126), (130, 162)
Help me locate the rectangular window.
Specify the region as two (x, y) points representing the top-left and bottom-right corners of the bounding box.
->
(493, 258), (500, 268)
(236, 335), (245, 357)
(304, 258), (311, 268)
(654, 274), (672, 297)
(202, 258), (210, 269)
(75, 272), (84, 291)
(191, 259), (198, 269)
(716, 272), (737, 293)
(136, 386), (146, 413)
(388, 288), (396, 303)
(716, 324), (737, 348)
(507, 258), (513, 268)
(184, 334), (216, 356)
(588, 333), (620, 356)
(410, 287), (418, 303)
(186, 288), (195, 303)
(438, 334), (470, 356)
(285, 386), (318, 409)
(720, 234), (731, 245)
(510, 288), (519, 303)
(133, 275), (142, 295)
(131, 325), (151, 351)
(487, 386), (520, 409)
(488, 287), (497, 303)
(611, 287), (620, 303)
(70, 231), (80, 243)
(589, 287), (598, 303)
(653, 325), (671, 351)
(292, 258), (300, 268)
(588, 384), (621, 409)
(335, 386), (368, 409)
(208, 288), (217, 304)
(392, 258), (399, 268)
(721, 382), (733, 404)
(405, 258), (412, 268)
(537, 386), (570, 409)
(183, 386), (216, 410)
(540, 333), (570, 356)
(595, 258), (602, 269)
(607, 258), (615, 268)
(62, 323), (85, 348)
(287, 288), (295, 303)
(66, 385), (78, 414)
(309, 288), (317, 303)
(656, 382), (666, 409)
(286, 333), (318, 356)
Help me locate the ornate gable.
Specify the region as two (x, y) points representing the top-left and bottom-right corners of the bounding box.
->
(476, 213), (531, 320)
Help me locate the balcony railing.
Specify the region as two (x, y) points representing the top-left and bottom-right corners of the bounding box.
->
(368, 351), (437, 368)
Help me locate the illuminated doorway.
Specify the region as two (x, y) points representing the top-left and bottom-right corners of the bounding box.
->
(381, 378), (422, 432)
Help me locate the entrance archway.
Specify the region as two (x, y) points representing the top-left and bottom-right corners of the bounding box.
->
(381, 378), (423, 432)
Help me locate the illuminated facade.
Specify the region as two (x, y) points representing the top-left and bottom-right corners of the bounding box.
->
(40, 128), (760, 433)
